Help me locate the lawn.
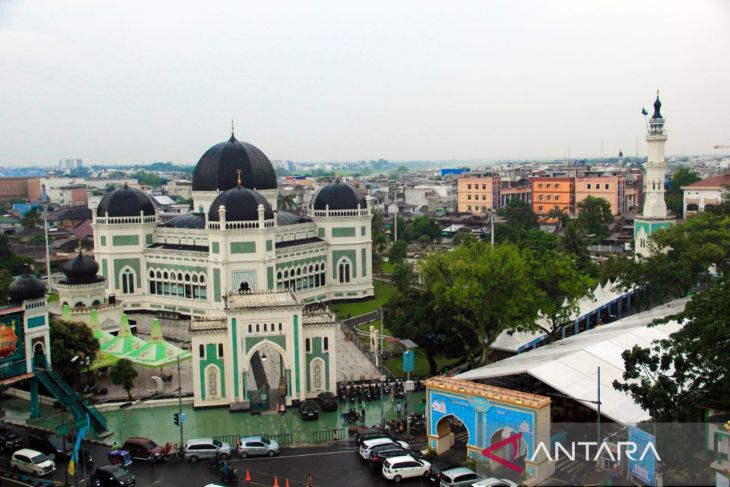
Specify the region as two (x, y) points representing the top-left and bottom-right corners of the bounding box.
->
(385, 349), (461, 379)
(380, 261), (396, 274)
(330, 281), (399, 319)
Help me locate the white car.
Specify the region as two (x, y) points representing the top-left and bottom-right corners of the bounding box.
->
(11, 448), (56, 476)
(472, 478), (518, 487)
(382, 455), (431, 482)
(359, 438), (409, 460)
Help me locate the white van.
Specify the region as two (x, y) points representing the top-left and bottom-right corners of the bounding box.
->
(359, 438), (408, 460)
(11, 448), (56, 476)
(382, 455), (431, 482)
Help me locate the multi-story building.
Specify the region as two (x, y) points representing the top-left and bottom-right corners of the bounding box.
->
(682, 172), (730, 216)
(499, 179), (530, 207)
(0, 177), (42, 202)
(530, 176), (575, 217)
(457, 173), (500, 215)
(167, 180), (193, 200)
(575, 172), (626, 215)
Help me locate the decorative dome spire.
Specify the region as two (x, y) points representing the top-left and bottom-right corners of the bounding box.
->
(652, 90), (663, 119)
(8, 265), (46, 303)
(61, 244), (102, 285)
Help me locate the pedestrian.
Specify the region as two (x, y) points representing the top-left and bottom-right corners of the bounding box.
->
(361, 406), (366, 421)
(404, 400), (409, 417)
(307, 472), (314, 487)
(396, 401), (402, 419)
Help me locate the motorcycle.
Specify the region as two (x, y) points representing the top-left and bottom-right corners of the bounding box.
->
(220, 467), (238, 484)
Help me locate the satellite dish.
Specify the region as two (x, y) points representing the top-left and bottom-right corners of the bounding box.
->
(147, 376), (164, 394)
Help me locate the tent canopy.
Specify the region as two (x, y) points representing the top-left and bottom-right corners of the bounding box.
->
(124, 319), (191, 368)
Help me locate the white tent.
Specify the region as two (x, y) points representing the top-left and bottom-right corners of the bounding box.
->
(459, 297), (689, 425)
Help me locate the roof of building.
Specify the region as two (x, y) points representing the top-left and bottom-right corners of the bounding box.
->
(61, 249), (102, 285)
(192, 133), (277, 192)
(207, 185), (273, 222)
(276, 211), (311, 226)
(71, 220), (93, 238)
(456, 297), (689, 425)
(275, 237), (323, 249)
(225, 290), (300, 310)
(152, 195), (176, 206)
(161, 213), (206, 229)
(311, 181), (367, 210)
(96, 184), (156, 217)
(147, 242), (208, 252)
(8, 265), (46, 303)
(683, 173), (730, 189)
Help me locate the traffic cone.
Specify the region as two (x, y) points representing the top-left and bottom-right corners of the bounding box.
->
(285, 479), (290, 487)
(273, 476), (279, 487)
(245, 468), (252, 482)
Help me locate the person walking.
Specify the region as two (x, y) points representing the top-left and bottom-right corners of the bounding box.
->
(396, 401), (402, 419)
(307, 472), (314, 487)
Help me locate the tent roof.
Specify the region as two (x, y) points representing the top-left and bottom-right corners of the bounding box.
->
(124, 319), (192, 367)
(99, 314), (147, 356)
(458, 298), (689, 425)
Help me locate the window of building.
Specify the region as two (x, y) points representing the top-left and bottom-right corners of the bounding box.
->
(467, 194), (471, 200)
(218, 343), (224, 358)
(279, 323), (282, 331)
(605, 184), (609, 190)
(121, 268), (135, 294)
(199, 344), (205, 358)
(555, 195), (559, 201)
(323, 337), (329, 351)
(587, 184), (592, 189)
(555, 183), (560, 189)
(482, 184), (487, 190)
(482, 195), (486, 200)
(467, 184), (471, 189)
(305, 338), (311, 352)
(538, 194), (543, 201)
(538, 205), (543, 211)
(338, 260), (351, 283)
(467, 205), (471, 211)
(538, 183), (543, 188)
(248, 324), (252, 333)
(546, 183), (551, 189)
(256, 324), (260, 332)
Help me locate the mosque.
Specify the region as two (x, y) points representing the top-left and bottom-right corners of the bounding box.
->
(57, 131), (374, 408)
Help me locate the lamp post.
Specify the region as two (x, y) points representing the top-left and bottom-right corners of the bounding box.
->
(489, 211), (496, 247)
(59, 355), (79, 487)
(379, 307), (385, 425)
(42, 184), (52, 293)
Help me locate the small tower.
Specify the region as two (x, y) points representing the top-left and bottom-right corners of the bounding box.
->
(634, 92), (676, 258)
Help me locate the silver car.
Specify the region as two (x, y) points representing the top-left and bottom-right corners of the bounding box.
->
(184, 438), (231, 462)
(237, 435), (280, 458)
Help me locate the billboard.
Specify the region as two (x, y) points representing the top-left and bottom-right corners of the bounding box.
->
(0, 314), (20, 360)
(628, 426), (656, 486)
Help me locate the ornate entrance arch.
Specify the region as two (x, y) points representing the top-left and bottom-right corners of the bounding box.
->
(244, 339), (293, 405)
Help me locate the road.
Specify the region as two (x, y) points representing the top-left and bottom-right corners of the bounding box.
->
(0, 423), (436, 486)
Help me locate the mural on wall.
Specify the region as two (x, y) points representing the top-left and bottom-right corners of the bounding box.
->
(428, 389), (536, 458)
(0, 315), (21, 361)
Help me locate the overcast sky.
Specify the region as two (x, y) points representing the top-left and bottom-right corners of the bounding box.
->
(1, 0), (729, 167)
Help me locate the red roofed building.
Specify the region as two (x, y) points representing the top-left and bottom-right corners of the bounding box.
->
(682, 172), (730, 216)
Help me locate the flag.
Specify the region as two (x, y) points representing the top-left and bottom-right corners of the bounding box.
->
(641, 107), (648, 116)
(67, 459), (75, 476)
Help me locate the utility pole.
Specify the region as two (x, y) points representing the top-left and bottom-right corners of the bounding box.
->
(379, 307), (385, 425)
(596, 366), (601, 468)
(42, 185), (52, 293)
(489, 212), (496, 247)
(177, 356), (184, 455)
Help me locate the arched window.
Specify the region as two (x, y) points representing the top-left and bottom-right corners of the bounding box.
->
(178, 272), (183, 280)
(163, 271), (169, 280)
(323, 337), (329, 351)
(121, 268), (135, 293)
(277, 271), (282, 280)
(308, 265), (313, 273)
(338, 260), (351, 284)
(149, 270), (154, 278)
(193, 275), (198, 283)
(218, 343), (224, 358)
(305, 338), (311, 352)
(256, 324), (260, 332)
(199, 344), (205, 358)
(263, 323), (267, 332)
(278, 323), (282, 331)
(185, 273), (191, 282)
(156, 271), (162, 279)
(248, 324), (252, 333)
(200, 275), (205, 284)
(296, 267), (302, 276)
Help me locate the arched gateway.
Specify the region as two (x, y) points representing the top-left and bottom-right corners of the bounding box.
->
(426, 376), (554, 485)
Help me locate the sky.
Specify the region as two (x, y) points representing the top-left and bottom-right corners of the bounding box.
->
(1, 0), (729, 167)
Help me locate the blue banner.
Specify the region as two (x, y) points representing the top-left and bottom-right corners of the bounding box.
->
(402, 351), (414, 372)
(628, 426), (655, 486)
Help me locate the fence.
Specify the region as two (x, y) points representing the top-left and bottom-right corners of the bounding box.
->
(212, 432), (293, 447)
(311, 428), (347, 443)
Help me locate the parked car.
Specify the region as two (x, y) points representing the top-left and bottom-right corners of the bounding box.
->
(91, 464), (136, 487)
(370, 445), (425, 469)
(185, 438), (232, 462)
(10, 448), (55, 476)
(29, 431), (72, 458)
(300, 400), (320, 421)
(237, 435), (280, 458)
(316, 392), (338, 412)
(357, 430), (407, 447)
(382, 455), (431, 482)
(0, 427), (22, 452)
(121, 437), (164, 462)
(471, 478), (518, 487)
(439, 467), (484, 486)
(426, 460), (462, 484)
(359, 438), (408, 461)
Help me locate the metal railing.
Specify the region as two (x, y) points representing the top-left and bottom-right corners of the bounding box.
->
(212, 432), (293, 447)
(312, 428), (346, 443)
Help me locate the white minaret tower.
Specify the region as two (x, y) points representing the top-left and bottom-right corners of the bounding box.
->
(634, 92), (676, 257)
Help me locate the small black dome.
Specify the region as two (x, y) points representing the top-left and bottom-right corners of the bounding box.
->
(312, 182), (367, 210)
(193, 134), (277, 192)
(208, 186), (274, 222)
(61, 249), (101, 285)
(652, 95), (663, 119)
(96, 185), (156, 217)
(162, 213), (206, 229)
(8, 265), (46, 303)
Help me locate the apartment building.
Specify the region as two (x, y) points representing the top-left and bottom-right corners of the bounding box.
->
(530, 176), (575, 217)
(575, 173), (626, 215)
(457, 173), (500, 214)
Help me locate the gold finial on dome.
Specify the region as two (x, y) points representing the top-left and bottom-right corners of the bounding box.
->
(236, 169), (242, 188)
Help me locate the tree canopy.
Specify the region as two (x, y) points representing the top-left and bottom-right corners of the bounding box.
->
(388, 240), (407, 264)
(110, 358), (138, 401)
(575, 196), (614, 243)
(402, 216), (441, 242)
(49, 319), (100, 381)
(497, 199), (538, 232)
(666, 167), (701, 217)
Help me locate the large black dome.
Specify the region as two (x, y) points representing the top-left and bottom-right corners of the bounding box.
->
(9, 265), (46, 303)
(193, 134), (277, 192)
(61, 249), (102, 285)
(96, 185), (156, 217)
(312, 182), (367, 210)
(208, 186), (274, 222)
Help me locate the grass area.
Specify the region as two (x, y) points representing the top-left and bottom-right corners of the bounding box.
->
(380, 261), (396, 274)
(385, 349), (461, 379)
(355, 319), (390, 335)
(330, 281), (399, 319)
(47, 293), (59, 303)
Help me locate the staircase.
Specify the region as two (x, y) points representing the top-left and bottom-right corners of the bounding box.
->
(34, 368), (108, 435)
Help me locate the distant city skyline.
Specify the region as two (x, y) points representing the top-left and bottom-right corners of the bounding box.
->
(1, 0), (729, 167)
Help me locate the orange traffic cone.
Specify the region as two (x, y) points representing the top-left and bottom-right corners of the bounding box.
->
(273, 476), (279, 487)
(245, 468), (252, 482)
(285, 479), (290, 487)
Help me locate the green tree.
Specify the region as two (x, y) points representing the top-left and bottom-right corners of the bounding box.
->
(392, 262), (415, 292)
(133, 171), (166, 187)
(403, 216), (441, 242)
(666, 167), (700, 217)
(613, 278), (730, 422)
(452, 233), (477, 247)
(388, 240), (408, 264)
(497, 199), (538, 233)
(110, 358), (139, 401)
(546, 206), (570, 233)
(575, 196), (614, 243)
(0, 269), (13, 303)
(386, 290), (474, 375)
(559, 221), (595, 275)
(371, 209), (388, 265)
(532, 250), (594, 340)
(0, 234), (33, 274)
(21, 208), (42, 234)
(277, 193), (296, 210)
(421, 242), (542, 364)
(49, 319), (100, 381)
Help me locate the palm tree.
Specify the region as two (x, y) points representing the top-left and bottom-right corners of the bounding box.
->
(559, 221), (592, 273)
(277, 193), (296, 211)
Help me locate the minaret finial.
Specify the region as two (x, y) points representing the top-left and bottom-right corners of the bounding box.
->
(231, 119), (235, 136)
(124, 175), (128, 188)
(236, 169), (242, 188)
